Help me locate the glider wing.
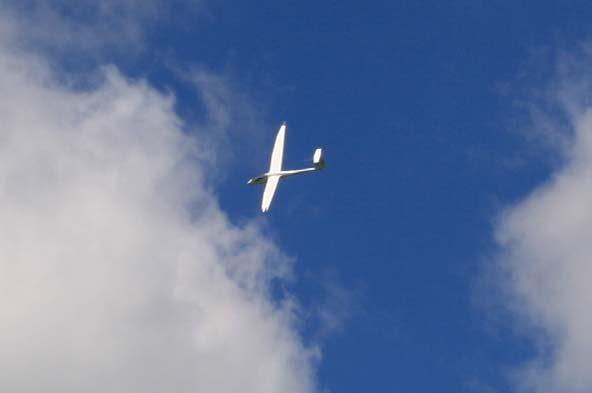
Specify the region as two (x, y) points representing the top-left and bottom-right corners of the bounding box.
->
(269, 123), (286, 173)
(261, 175), (280, 212)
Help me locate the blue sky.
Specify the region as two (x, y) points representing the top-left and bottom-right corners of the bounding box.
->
(3, 1), (592, 393)
(185, 3), (589, 391)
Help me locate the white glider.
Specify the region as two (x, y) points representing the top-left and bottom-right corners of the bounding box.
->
(248, 122), (325, 212)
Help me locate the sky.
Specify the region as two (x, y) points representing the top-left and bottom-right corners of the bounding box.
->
(2, 1), (592, 393)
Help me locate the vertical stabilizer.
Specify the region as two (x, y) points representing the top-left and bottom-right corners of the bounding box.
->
(313, 148), (325, 169)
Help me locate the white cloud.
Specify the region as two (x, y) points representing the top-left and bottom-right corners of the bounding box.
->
(0, 8), (320, 393)
(494, 46), (592, 393)
(0, 0), (201, 57)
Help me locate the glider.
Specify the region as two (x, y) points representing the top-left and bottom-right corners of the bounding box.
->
(248, 122), (325, 212)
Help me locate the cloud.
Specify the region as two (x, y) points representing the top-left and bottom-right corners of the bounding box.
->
(0, 7), (320, 393)
(493, 44), (592, 393)
(0, 0), (201, 57)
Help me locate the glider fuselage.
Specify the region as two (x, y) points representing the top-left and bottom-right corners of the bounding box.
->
(247, 167), (317, 185)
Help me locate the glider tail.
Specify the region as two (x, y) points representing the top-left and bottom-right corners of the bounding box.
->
(313, 148), (325, 170)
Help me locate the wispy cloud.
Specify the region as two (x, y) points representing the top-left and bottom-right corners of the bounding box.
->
(492, 44), (592, 393)
(1, 0), (201, 57)
(0, 3), (321, 393)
